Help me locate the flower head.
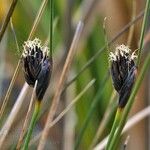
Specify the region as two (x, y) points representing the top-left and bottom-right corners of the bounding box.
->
(22, 38), (52, 101)
(109, 44), (137, 108)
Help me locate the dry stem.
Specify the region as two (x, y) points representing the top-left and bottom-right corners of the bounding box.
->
(0, 0), (18, 42)
(0, 83), (29, 148)
(37, 21), (84, 150)
(16, 81), (37, 149)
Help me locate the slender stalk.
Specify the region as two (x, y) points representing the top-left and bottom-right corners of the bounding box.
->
(49, 79), (95, 128)
(10, 18), (21, 54)
(103, 17), (110, 66)
(0, 19), (21, 122)
(105, 108), (123, 150)
(127, 0), (136, 46)
(90, 92), (117, 148)
(137, 0), (150, 66)
(0, 83), (29, 148)
(16, 81), (37, 150)
(0, 59), (21, 122)
(108, 52), (150, 150)
(22, 101), (41, 150)
(28, 0), (48, 40)
(0, 0), (18, 42)
(49, 0), (53, 57)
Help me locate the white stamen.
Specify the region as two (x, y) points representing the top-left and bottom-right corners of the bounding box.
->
(109, 44), (137, 62)
(109, 52), (117, 61)
(131, 51), (137, 60)
(23, 38), (49, 58)
(116, 44), (131, 54)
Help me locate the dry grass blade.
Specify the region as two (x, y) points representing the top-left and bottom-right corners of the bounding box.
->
(90, 91), (117, 148)
(16, 81), (37, 150)
(0, 83), (29, 148)
(0, 19), (21, 122)
(28, 0), (48, 40)
(127, 0), (136, 46)
(48, 79), (95, 128)
(94, 106), (150, 150)
(0, 60), (21, 121)
(37, 21), (84, 150)
(0, 0), (18, 42)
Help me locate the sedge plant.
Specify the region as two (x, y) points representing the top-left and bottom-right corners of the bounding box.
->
(99, 17), (137, 150)
(106, 44), (137, 150)
(106, 0), (150, 149)
(21, 1), (53, 149)
(21, 38), (52, 150)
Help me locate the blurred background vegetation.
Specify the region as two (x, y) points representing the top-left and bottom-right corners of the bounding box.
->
(0, 0), (149, 149)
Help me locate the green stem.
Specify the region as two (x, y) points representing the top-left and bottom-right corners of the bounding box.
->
(50, 0), (53, 57)
(137, 0), (150, 66)
(22, 102), (41, 150)
(106, 108), (123, 150)
(108, 53), (150, 150)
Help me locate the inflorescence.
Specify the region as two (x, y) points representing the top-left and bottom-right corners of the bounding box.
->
(22, 38), (52, 101)
(109, 44), (137, 108)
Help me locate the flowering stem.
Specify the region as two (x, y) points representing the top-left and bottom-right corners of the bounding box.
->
(108, 52), (150, 150)
(106, 108), (123, 150)
(22, 101), (41, 150)
(137, 0), (150, 66)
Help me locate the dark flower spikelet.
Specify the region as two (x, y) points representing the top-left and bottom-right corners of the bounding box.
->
(109, 44), (137, 108)
(22, 38), (52, 101)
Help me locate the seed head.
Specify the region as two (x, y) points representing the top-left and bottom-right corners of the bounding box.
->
(22, 38), (52, 101)
(109, 44), (137, 108)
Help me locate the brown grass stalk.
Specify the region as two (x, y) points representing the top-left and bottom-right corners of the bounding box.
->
(28, 0), (48, 40)
(0, 19), (21, 121)
(0, 0), (18, 42)
(37, 21), (84, 150)
(0, 83), (29, 148)
(16, 81), (37, 150)
(90, 91), (117, 148)
(127, 0), (136, 46)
